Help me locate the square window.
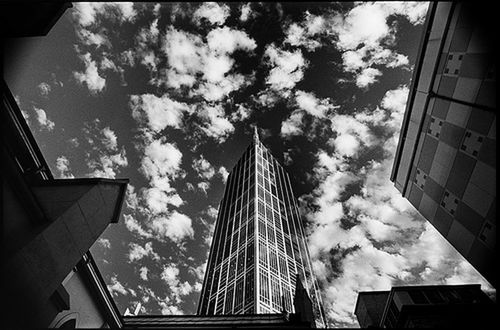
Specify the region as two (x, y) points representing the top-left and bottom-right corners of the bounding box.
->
(450, 209), (455, 214)
(477, 136), (483, 142)
(431, 117), (435, 123)
(448, 54), (453, 60)
(454, 199), (458, 204)
(436, 133), (440, 138)
(445, 191), (449, 197)
(454, 69), (459, 74)
(438, 121), (443, 126)
(444, 68), (449, 74)
(472, 150), (478, 156)
(458, 55), (463, 60)
(441, 202), (446, 207)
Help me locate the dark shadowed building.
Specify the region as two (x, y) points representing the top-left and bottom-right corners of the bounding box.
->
(2, 3), (128, 328)
(391, 1), (496, 287)
(354, 284), (495, 328)
(197, 128), (326, 327)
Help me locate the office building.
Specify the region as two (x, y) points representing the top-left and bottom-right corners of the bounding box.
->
(198, 128), (326, 327)
(354, 284), (495, 328)
(391, 2), (496, 286)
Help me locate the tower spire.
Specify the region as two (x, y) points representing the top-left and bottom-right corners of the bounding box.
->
(253, 125), (259, 143)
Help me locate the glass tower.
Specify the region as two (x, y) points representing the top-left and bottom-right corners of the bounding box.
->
(198, 128), (326, 327)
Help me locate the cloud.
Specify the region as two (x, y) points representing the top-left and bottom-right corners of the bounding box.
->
(139, 266), (149, 281)
(329, 114), (375, 157)
(161, 264), (195, 305)
(33, 106), (55, 131)
(72, 2), (137, 27)
(192, 155), (215, 181)
(37, 82), (51, 97)
(355, 67), (383, 88)
(73, 52), (106, 95)
(160, 26), (256, 103)
(97, 238), (111, 249)
(124, 214), (153, 239)
(197, 181), (210, 195)
(140, 139), (183, 187)
(294, 90), (334, 118)
(239, 3), (255, 22)
(196, 103), (235, 143)
(230, 104), (252, 122)
(101, 126), (118, 150)
(264, 44), (308, 93)
(107, 275), (135, 297)
(55, 156), (75, 179)
(142, 187), (183, 215)
(301, 84), (495, 327)
(218, 166), (229, 183)
(130, 94), (191, 132)
(150, 211), (194, 243)
(280, 111), (305, 138)
(327, 2), (428, 88)
(193, 2), (230, 26)
(284, 12), (325, 51)
(83, 120), (128, 179)
(206, 26), (257, 55)
(281, 90), (339, 139)
(128, 242), (160, 263)
(77, 28), (112, 48)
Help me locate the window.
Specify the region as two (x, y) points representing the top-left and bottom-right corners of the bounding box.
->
(245, 272), (254, 305)
(259, 271), (270, 304)
(234, 279), (244, 312)
(246, 241), (254, 268)
(258, 201), (265, 216)
(269, 250), (278, 273)
(270, 276), (281, 309)
(259, 241), (268, 266)
(225, 286), (234, 314)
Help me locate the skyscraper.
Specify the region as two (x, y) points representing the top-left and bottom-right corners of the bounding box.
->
(198, 128), (326, 327)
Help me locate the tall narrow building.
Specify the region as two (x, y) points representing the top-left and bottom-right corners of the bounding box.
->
(198, 128), (326, 327)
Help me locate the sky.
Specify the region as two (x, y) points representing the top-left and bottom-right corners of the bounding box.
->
(5, 2), (495, 327)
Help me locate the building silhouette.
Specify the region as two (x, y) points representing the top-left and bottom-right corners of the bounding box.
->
(354, 284), (495, 328)
(391, 1), (496, 287)
(198, 128), (326, 327)
(2, 3), (128, 327)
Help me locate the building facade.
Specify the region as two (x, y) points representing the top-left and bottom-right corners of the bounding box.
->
(2, 4), (127, 327)
(354, 284), (495, 328)
(198, 129), (326, 327)
(391, 2), (496, 287)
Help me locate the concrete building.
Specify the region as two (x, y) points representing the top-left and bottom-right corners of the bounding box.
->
(354, 284), (495, 328)
(198, 128), (326, 327)
(391, 2), (496, 287)
(2, 3), (128, 328)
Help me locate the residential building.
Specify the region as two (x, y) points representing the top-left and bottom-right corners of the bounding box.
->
(391, 2), (496, 287)
(198, 128), (326, 328)
(354, 284), (495, 328)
